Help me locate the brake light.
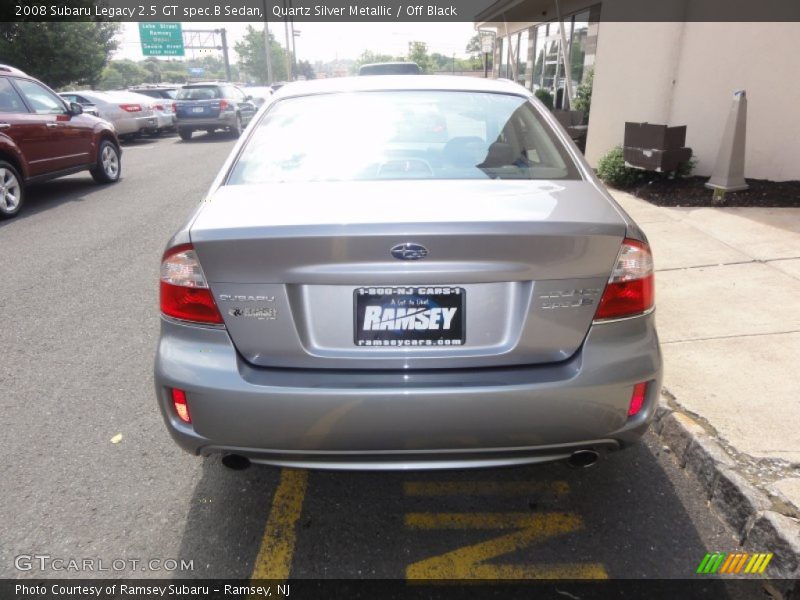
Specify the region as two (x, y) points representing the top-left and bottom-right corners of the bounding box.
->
(171, 102), (176, 112)
(219, 99), (230, 111)
(628, 381), (649, 417)
(154, 103), (164, 111)
(171, 388), (191, 423)
(119, 103), (141, 112)
(594, 238), (654, 320)
(160, 244), (223, 324)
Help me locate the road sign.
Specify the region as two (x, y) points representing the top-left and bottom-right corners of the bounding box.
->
(139, 23), (185, 57)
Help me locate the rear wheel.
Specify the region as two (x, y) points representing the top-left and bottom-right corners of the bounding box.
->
(178, 128), (193, 141)
(90, 140), (121, 184)
(0, 161), (23, 219)
(230, 114), (243, 137)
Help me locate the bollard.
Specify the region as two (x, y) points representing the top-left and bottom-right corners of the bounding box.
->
(706, 90), (748, 199)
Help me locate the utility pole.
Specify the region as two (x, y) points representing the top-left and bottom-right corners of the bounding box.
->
(262, 0), (273, 84)
(218, 28), (232, 81)
(282, 0), (292, 80)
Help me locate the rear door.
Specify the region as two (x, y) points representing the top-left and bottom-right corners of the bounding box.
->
(12, 78), (93, 171)
(226, 85), (257, 125)
(0, 77), (56, 177)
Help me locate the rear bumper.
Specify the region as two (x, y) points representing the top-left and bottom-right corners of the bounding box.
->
(154, 313), (662, 470)
(175, 113), (236, 129)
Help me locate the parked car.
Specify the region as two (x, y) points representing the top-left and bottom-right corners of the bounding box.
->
(128, 85), (179, 101)
(174, 83), (257, 140)
(59, 90), (157, 140)
(110, 90), (175, 134)
(56, 94), (100, 117)
(0, 64), (121, 219)
(155, 76), (662, 470)
(242, 85), (273, 108)
(359, 62), (422, 75)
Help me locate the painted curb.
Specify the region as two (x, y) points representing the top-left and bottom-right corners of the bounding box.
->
(653, 394), (800, 587)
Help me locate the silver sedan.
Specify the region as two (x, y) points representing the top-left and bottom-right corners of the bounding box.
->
(154, 76), (662, 471)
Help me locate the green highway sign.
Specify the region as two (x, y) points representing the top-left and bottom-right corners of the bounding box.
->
(139, 23), (184, 57)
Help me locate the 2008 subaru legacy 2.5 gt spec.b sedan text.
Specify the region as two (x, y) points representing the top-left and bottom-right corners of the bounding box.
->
(155, 76), (662, 471)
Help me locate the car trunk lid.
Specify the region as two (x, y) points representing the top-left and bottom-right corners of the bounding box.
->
(190, 179), (626, 369)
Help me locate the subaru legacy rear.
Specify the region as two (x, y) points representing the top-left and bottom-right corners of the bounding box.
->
(155, 76), (662, 471)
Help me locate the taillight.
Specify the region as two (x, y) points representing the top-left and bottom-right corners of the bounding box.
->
(154, 103), (164, 111)
(594, 238), (654, 320)
(160, 244), (223, 324)
(171, 102), (176, 112)
(171, 388), (191, 423)
(628, 381), (649, 417)
(219, 99), (230, 111)
(119, 103), (141, 112)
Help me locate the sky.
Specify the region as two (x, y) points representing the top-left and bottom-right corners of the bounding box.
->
(116, 21), (478, 64)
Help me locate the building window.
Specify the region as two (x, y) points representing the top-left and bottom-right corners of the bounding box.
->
(529, 5), (599, 107)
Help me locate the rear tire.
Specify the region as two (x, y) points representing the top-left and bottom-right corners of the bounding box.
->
(0, 161), (24, 219)
(178, 128), (193, 141)
(90, 140), (121, 184)
(230, 114), (243, 137)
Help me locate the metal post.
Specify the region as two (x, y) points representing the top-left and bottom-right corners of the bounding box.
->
(554, 0), (574, 110)
(262, 0), (273, 84)
(282, 0), (292, 81)
(219, 28), (232, 81)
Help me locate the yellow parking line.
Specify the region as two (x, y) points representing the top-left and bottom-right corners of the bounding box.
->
(404, 480), (570, 497)
(406, 512), (607, 579)
(250, 469), (309, 581)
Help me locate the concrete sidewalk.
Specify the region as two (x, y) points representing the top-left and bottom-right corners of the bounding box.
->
(612, 190), (800, 579)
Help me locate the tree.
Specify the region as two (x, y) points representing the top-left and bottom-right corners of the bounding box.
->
(407, 41), (432, 74)
(97, 59), (148, 90)
(296, 60), (315, 80)
(466, 33), (482, 56)
(234, 25), (287, 84)
(352, 50), (396, 74)
(0, 22), (119, 89)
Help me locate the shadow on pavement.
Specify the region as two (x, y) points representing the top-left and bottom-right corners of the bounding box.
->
(175, 435), (734, 582)
(0, 176), (108, 226)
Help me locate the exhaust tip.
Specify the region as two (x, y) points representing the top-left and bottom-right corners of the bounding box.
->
(221, 454), (251, 470)
(567, 450), (600, 469)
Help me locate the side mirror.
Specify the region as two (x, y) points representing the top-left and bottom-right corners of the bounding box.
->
(69, 102), (83, 116)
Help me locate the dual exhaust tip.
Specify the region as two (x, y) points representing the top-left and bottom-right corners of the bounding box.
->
(220, 450), (601, 471)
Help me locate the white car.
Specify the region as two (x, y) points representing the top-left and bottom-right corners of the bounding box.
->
(59, 90), (157, 139)
(115, 90), (176, 133)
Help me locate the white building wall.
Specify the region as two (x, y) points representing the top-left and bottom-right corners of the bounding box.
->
(586, 19), (800, 181)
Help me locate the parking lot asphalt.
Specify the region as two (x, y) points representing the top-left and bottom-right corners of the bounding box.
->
(1, 134), (739, 582)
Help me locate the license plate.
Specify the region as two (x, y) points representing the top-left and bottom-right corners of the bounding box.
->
(192, 107), (204, 113)
(354, 287), (465, 347)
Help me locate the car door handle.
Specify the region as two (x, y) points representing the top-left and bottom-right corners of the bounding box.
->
(46, 122), (60, 128)
(0, 123), (10, 130)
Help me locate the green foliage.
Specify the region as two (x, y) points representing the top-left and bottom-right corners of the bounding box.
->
(0, 22), (119, 88)
(597, 146), (643, 188)
(676, 154), (697, 178)
(407, 41), (432, 74)
(352, 50), (397, 74)
(534, 88), (554, 110)
(296, 60), (315, 80)
(98, 59), (146, 90)
(573, 68), (593, 121)
(234, 25), (288, 84)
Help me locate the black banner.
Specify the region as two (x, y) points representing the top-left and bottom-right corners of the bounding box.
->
(3, 0), (800, 22)
(2, 579), (799, 600)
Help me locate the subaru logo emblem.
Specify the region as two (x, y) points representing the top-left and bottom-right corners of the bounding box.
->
(391, 243), (428, 261)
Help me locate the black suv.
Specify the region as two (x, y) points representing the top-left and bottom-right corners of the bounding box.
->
(174, 83), (257, 140)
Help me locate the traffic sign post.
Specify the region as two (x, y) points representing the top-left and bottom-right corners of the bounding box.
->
(139, 23), (185, 57)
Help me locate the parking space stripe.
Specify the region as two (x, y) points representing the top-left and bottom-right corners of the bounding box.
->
(404, 480), (570, 497)
(405, 512), (606, 579)
(250, 469), (309, 581)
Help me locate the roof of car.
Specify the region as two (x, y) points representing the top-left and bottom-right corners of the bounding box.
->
(272, 76), (532, 99)
(0, 64), (30, 77)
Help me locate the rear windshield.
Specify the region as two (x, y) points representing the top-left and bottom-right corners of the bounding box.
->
(227, 91), (580, 184)
(176, 86), (220, 100)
